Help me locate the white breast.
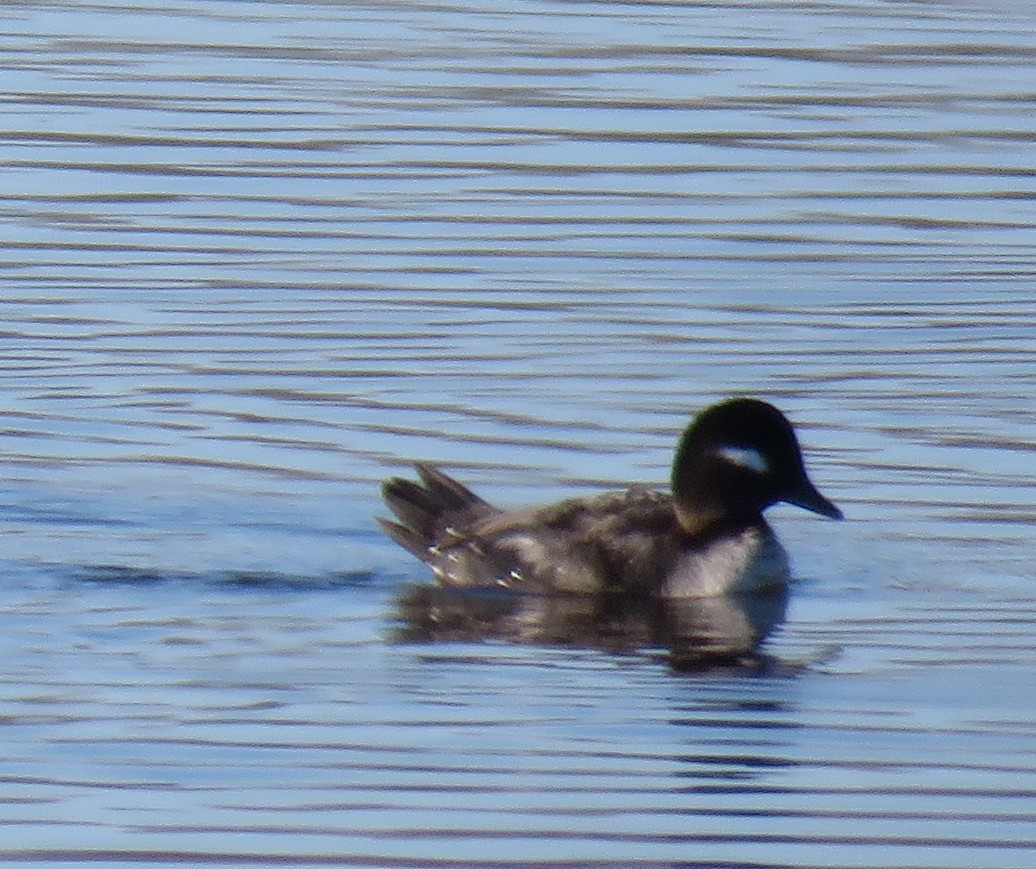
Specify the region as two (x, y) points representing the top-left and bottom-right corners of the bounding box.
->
(662, 526), (790, 598)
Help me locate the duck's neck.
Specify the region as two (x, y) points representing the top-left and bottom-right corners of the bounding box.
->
(671, 434), (760, 539)
(671, 443), (726, 537)
(667, 466), (725, 538)
(672, 499), (724, 538)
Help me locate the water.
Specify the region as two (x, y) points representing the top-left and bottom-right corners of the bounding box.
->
(2, 0), (1036, 865)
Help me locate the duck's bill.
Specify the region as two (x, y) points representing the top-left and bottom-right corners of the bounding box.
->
(784, 478), (843, 520)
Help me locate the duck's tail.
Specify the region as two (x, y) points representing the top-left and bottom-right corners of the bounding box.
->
(378, 463), (495, 559)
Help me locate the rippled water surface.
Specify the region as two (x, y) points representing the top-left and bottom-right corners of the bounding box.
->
(3, 0), (1036, 866)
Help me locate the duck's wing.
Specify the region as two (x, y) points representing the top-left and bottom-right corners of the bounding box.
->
(448, 487), (681, 594)
(469, 485), (674, 541)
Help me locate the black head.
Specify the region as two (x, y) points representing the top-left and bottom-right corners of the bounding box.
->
(670, 398), (842, 536)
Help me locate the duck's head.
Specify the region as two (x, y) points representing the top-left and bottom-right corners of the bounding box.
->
(670, 398), (842, 537)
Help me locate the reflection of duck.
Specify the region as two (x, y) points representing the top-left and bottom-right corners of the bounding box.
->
(663, 590), (789, 668)
(380, 398), (841, 598)
(391, 583), (789, 668)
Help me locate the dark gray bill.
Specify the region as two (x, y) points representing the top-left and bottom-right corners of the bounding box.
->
(783, 477), (843, 520)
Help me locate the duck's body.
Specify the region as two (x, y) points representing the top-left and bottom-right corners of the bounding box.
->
(379, 398), (841, 598)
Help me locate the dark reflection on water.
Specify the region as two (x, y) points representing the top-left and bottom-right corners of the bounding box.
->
(64, 562), (380, 591)
(393, 583), (789, 670)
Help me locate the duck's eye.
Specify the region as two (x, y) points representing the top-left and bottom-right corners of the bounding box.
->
(716, 445), (770, 475)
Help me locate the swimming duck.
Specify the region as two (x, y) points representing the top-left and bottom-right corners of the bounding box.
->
(378, 398), (842, 598)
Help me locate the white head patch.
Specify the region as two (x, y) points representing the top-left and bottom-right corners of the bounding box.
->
(717, 445), (770, 475)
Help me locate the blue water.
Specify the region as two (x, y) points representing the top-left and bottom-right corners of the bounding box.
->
(2, 0), (1036, 866)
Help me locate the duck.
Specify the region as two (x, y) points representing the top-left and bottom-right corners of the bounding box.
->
(378, 397), (842, 598)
